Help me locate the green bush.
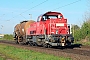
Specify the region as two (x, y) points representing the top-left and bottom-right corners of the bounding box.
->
(0, 34), (13, 40)
(72, 20), (90, 45)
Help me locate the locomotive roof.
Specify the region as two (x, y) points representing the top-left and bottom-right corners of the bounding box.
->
(20, 21), (28, 23)
(43, 11), (62, 16)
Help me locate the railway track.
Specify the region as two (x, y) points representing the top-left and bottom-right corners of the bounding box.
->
(0, 40), (90, 60)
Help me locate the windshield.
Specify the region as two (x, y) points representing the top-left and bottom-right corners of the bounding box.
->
(42, 15), (58, 20)
(43, 15), (62, 20)
(48, 15), (58, 19)
(37, 15), (63, 21)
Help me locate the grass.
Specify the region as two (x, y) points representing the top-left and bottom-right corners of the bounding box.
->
(81, 42), (90, 46)
(75, 41), (90, 46)
(0, 56), (5, 60)
(0, 44), (71, 60)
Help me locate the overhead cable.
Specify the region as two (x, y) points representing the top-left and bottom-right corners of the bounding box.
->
(52, 0), (81, 10)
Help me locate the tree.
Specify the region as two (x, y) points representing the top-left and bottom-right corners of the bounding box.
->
(71, 25), (81, 41)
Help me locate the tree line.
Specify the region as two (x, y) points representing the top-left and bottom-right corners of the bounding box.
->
(72, 19), (90, 42)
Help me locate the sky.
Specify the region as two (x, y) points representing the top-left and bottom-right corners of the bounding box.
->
(0, 0), (88, 34)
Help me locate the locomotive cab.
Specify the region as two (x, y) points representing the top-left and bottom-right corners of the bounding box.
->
(36, 11), (69, 35)
(37, 12), (63, 22)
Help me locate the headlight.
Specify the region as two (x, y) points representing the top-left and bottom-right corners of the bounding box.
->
(61, 37), (65, 43)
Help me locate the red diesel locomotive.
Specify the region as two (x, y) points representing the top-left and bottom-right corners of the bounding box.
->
(26, 11), (74, 47)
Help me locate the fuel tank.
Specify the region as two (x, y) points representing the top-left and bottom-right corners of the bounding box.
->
(14, 20), (35, 36)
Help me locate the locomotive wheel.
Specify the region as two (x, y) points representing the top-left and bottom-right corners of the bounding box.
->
(25, 42), (29, 45)
(29, 44), (33, 46)
(15, 40), (19, 44)
(33, 42), (38, 46)
(48, 44), (52, 48)
(29, 42), (33, 46)
(43, 43), (48, 48)
(15, 36), (19, 44)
